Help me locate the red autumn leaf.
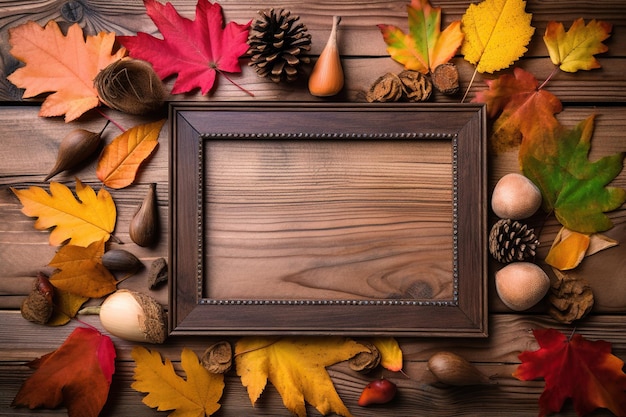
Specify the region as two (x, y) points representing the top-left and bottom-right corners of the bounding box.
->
(472, 67), (562, 152)
(117, 0), (251, 95)
(12, 326), (116, 417)
(514, 328), (626, 417)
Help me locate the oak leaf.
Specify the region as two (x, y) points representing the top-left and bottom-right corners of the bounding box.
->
(521, 115), (626, 233)
(11, 179), (117, 247)
(235, 337), (368, 417)
(48, 239), (117, 298)
(378, 0), (463, 74)
(461, 0), (534, 73)
(472, 67), (562, 152)
(96, 119), (165, 189)
(7, 21), (126, 122)
(117, 0), (251, 95)
(514, 328), (626, 416)
(544, 18), (612, 73)
(131, 346), (224, 417)
(371, 337), (403, 372)
(12, 326), (116, 417)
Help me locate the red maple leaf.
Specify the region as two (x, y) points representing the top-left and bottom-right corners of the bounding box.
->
(514, 328), (626, 417)
(12, 326), (116, 417)
(117, 0), (251, 95)
(472, 67), (562, 152)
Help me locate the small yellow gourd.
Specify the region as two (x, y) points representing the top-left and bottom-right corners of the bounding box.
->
(308, 16), (344, 97)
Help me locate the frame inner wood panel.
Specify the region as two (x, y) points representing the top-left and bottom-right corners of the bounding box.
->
(169, 103), (487, 337)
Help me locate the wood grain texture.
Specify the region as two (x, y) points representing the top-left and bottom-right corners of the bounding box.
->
(0, 0), (625, 415)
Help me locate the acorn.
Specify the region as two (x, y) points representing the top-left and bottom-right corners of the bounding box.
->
(308, 16), (344, 97)
(427, 351), (491, 386)
(99, 289), (167, 343)
(20, 272), (55, 325)
(495, 262), (550, 311)
(45, 125), (106, 181)
(101, 249), (143, 272)
(491, 173), (542, 219)
(129, 183), (159, 247)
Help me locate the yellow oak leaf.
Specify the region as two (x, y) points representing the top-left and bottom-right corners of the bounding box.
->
(131, 346), (224, 417)
(96, 119), (165, 189)
(11, 179), (116, 247)
(371, 338), (403, 372)
(235, 337), (368, 417)
(544, 18), (612, 73)
(48, 239), (117, 298)
(460, 0), (534, 73)
(7, 21), (126, 122)
(546, 227), (619, 270)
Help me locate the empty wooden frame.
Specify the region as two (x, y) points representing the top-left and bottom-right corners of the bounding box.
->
(169, 103), (487, 337)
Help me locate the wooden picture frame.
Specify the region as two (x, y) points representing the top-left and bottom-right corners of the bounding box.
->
(169, 103), (487, 337)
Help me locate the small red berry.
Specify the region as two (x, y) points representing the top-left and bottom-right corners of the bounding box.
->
(357, 378), (397, 406)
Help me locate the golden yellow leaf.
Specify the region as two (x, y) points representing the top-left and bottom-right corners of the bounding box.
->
(7, 21), (126, 122)
(96, 119), (165, 189)
(371, 337), (403, 372)
(546, 227), (590, 270)
(11, 179), (116, 247)
(235, 337), (367, 417)
(131, 346), (224, 417)
(48, 239), (117, 298)
(47, 289), (89, 326)
(460, 0), (534, 73)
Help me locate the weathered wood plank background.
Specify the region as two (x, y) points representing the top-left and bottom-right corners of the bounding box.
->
(1, 0), (625, 416)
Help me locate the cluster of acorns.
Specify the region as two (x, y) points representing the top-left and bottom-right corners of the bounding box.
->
(489, 173), (550, 311)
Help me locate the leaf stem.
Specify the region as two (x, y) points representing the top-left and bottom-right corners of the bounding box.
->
(96, 108), (126, 132)
(538, 65), (559, 91)
(218, 70), (255, 97)
(461, 67), (478, 103)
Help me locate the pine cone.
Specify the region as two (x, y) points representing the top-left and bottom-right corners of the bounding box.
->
(247, 8), (311, 83)
(489, 219), (539, 263)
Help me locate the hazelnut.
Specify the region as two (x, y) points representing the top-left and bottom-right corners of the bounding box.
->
(491, 173), (542, 219)
(495, 262), (550, 311)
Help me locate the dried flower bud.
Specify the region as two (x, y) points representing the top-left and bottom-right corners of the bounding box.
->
(95, 58), (166, 115)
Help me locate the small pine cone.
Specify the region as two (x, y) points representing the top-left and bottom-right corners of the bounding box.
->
(247, 8), (311, 83)
(489, 219), (539, 263)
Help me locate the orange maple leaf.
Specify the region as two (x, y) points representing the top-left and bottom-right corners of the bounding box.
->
(472, 67), (562, 152)
(7, 21), (126, 122)
(48, 239), (117, 299)
(96, 120), (165, 189)
(514, 328), (626, 417)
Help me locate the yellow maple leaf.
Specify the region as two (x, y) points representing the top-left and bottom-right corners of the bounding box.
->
(371, 337), (403, 372)
(235, 337), (367, 417)
(48, 239), (117, 298)
(11, 179), (116, 247)
(96, 119), (165, 189)
(131, 346), (224, 417)
(543, 18), (612, 73)
(7, 21), (126, 122)
(460, 0), (534, 73)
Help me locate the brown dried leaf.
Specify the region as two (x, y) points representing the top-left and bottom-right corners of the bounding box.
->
(548, 268), (594, 324)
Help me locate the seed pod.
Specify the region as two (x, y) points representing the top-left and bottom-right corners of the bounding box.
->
(45, 127), (104, 181)
(201, 341), (233, 374)
(431, 63), (460, 95)
(357, 378), (397, 406)
(129, 183), (159, 247)
(308, 16), (344, 97)
(349, 341), (381, 373)
(21, 272), (55, 325)
(102, 249), (143, 272)
(427, 351), (491, 386)
(94, 58), (166, 115)
(99, 289), (167, 344)
(148, 257), (168, 289)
